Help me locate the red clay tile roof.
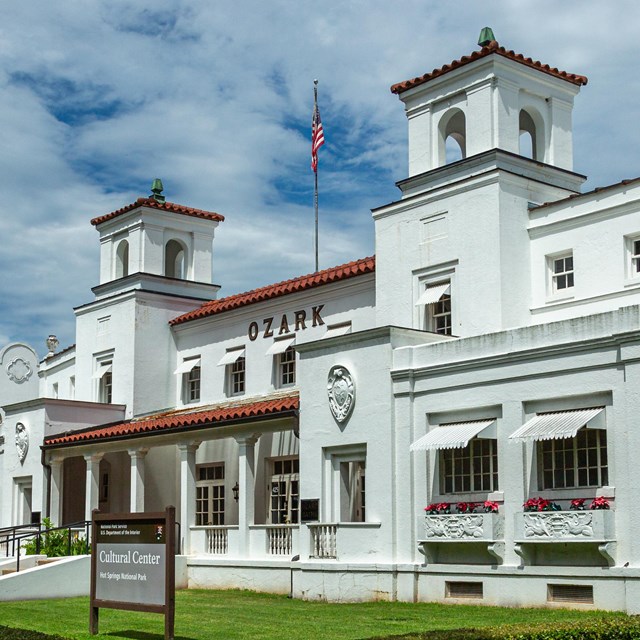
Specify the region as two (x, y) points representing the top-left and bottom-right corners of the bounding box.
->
(390, 40), (588, 95)
(532, 177), (640, 210)
(44, 393), (299, 447)
(90, 197), (225, 227)
(170, 255), (376, 326)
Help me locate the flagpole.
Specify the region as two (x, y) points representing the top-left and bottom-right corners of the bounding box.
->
(314, 79), (319, 273)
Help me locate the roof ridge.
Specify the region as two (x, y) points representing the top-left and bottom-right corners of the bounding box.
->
(44, 392), (299, 447)
(532, 176), (640, 210)
(170, 255), (376, 326)
(90, 197), (225, 227)
(390, 40), (587, 95)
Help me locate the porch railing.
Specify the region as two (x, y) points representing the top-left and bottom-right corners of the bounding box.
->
(266, 525), (295, 556)
(309, 524), (337, 559)
(205, 526), (229, 554)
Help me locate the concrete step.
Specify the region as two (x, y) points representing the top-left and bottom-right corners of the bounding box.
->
(36, 558), (60, 566)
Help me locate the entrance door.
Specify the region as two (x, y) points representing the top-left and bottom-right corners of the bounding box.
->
(14, 478), (32, 525)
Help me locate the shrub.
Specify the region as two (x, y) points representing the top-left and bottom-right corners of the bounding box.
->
(22, 518), (89, 557)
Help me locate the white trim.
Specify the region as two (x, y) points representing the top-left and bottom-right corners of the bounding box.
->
(509, 407), (605, 442)
(410, 419), (496, 451)
(217, 348), (246, 366)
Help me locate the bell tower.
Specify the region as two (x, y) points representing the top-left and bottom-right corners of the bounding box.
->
(391, 29), (588, 177)
(92, 179), (223, 299)
(73, 182), (225, 417)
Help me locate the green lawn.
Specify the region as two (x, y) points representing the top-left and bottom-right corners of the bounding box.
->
(0, 589), (629, 640)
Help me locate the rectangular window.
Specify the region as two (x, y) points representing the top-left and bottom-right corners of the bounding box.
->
(340, 460), (366, 522)
(184, 365), (201, 403)
(552, 254), (574, 293)
(538, 429), (608, 490)
(196, 463), (225, 526)
(52, 382), (59, 399)
(278, 346), (296, 387)
(230, 356), (245, 396)
(99, 364), (113, 404)
(633, 239), (640, 275)
(269, 458), (300, 524)
(69, 376), (75, 400)
(432, 293), (452, 335)
(441, 438), (498, 494)
(418, 282), (452, 335)
(94, 355), (114, 404)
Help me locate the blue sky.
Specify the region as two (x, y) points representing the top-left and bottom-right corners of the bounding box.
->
(1, 1), (640, 354)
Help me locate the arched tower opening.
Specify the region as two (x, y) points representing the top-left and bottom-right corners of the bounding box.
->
(519, 107), (545, 162)
(438, 108), (466, 166)
(115, 240), (129, 278)
(165, 239), (187, 279)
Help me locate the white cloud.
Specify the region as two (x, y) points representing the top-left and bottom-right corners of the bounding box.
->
(1, 0), (640, 352)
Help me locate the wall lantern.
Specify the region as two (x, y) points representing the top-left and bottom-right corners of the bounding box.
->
(232, 482), (240, 502)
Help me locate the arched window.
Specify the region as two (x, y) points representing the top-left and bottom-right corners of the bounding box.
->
(165, 239), (186, 279)
(115, 240), (129, 278)
(519, 108), (544, 161)
(438, 108), (466, 166)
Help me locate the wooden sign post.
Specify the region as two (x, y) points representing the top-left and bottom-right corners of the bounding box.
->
(90, 507), (176, 640)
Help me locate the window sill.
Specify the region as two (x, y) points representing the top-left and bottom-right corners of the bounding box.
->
(545, 291), (575, 305)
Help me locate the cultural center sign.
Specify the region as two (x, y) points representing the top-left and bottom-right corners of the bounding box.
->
(90, 507), (175, 639)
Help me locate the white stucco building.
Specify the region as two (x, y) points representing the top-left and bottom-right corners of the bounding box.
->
(3, 34), (640, 611)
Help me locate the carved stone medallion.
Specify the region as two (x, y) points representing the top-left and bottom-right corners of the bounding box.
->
(7, 357), (33, 384)
(327, 365), (355, 424)
(15, 422), (28, 463)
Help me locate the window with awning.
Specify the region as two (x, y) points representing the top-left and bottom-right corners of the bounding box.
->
(509, 407), (605, 442)
(410, 419), (496, 451)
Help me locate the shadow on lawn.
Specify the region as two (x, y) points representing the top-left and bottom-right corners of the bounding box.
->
(105, 632), (196, 640)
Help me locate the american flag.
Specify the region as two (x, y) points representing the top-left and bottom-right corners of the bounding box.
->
(311, 103), (325, 172)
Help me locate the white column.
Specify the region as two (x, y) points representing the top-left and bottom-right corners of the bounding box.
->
(128, 448), (149, 513)
(84, 453), (104, 520)
(178, 442), (200, 554)
(49, 456), (64, 526)
(235, 434), (260, 557)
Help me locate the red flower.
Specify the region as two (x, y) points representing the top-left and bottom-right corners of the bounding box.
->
(483, 501), (499, 513)
(590, 497), (610, 510)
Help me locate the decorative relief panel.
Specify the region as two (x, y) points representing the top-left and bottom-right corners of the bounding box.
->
(327, 365), (355, 424)
(423, 513), (503, 541)
(15, 422), (28, 463)
(523, 512), (593, 538)
(6, 357), (33, 384)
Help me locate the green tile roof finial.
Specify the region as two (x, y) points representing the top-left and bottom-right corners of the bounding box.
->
(150, 178), (165, 204)
(478, 27), (495, 47)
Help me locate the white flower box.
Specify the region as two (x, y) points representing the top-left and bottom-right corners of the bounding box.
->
(514, 509), (615, 542)
(420, 512), (503, 542)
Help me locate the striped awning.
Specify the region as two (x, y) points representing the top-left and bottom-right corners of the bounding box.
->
(410, 419), (496, 451)
(415, 283), (450, 306)
(509, 407), (605, 442)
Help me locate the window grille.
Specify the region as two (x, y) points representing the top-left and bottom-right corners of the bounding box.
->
(552, 254), (574, 292)
(441, 438), (498, 494)
(548, 584), (593, 604)
(445, 581), (484, 599)
(538, 429), (607, 490)
(196, 464), (225, 526)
